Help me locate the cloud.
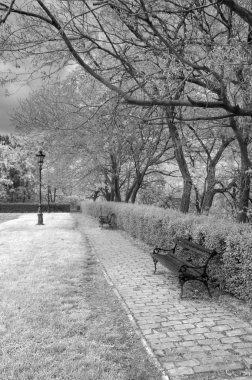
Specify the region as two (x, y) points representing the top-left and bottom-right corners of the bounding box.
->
(0, 61), (33, 132)
(0, 60), (76, 134)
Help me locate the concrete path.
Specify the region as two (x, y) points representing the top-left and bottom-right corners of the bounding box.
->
(77, 214), (252, 380)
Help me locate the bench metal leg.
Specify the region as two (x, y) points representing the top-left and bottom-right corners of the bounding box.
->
(196, 278), (212, 297)
(179, 277), (212, 298)
(180, 286), (184, 299)
(179, 278), (185, 298)
(204, 281), (212, 297)
(153, 258), (158, 273)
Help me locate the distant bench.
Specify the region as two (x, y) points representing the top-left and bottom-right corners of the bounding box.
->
(99, 213), (116, 228)
(150, 237), (218, 298)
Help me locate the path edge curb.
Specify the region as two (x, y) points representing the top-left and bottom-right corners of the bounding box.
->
(87, 236), (170, 380)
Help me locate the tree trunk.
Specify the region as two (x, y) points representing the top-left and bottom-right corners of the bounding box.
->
(130, 180), (142, 203)
(125, 177), (139, 203)
(231, 118), (251, 223)
(110, 153), (121, 202)
(47, 186), (51, 212)
(130, 187), (138, 203)
(167, 115), (192, 213)
(201, 165), (216, 214)
(237, 160), (250, 222)
(113, 176), (121, 202)
(180, 177), (192, 213)
(53, 188), (56, 202)
(193, 185), (201, 214)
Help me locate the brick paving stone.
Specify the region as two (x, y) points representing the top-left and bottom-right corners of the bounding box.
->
(212, 324), (232, 331)
(243, 357), (252, 369)
(210, 343), (233, 350)
(185, 317), (202, 324)
(173, 323), (196, 330)
(183, 333), (206, 341)
(198, 338), (220, 345)
(235, 348), (252, 355)
(161, 321), (183, 327)
(180, 340), (198, 347)
(168, 367), (195, 376)
(166, 331), (187, 337)
(226, 328), (248, 336)
(154, 349), (165, 357)
(243, 335), (252, 341)
(193, 361), (244, 373)
(221, 336), (243, 344)
(189, 345), (211, 351)
(81, 215), (252, 380)
(231, 322), (250, 328)
(177, 359), (200, 367)
(188, 327), (210, 334)
(204, 332), (226, 339)
(163, 362), (176, 370)
(197, 321), (216, 328)
(235, 342), (252, 348)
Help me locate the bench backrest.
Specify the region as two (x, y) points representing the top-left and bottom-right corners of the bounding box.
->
(175, 237), (215, 256)
(175, 237), (218, 275)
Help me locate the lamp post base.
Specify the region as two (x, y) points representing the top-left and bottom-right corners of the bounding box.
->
(37, 213), (44, 225)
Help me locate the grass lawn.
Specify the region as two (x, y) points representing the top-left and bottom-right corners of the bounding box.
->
(0, 213), (22, 224)
(0, 214), (162, 380)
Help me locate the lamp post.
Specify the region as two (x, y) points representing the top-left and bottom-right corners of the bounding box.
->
(36, 149), (45, 225)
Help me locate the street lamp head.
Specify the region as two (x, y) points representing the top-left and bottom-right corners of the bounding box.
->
(36, 150), (45, 165)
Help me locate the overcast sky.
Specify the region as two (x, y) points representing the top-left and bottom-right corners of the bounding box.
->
(0, 60), (73, 135)
(0, 61), (32, 134)
(0, 86), (31, 134)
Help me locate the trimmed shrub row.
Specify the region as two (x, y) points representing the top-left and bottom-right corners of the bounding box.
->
(81, 200), (252, 301)
(0, 203), (70, 213)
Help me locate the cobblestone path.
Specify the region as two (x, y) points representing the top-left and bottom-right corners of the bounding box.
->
(78, 214), (252, 380)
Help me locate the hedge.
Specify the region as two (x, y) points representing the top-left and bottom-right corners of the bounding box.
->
(81, 200), (252, 301)
(0, 203), (70, 213)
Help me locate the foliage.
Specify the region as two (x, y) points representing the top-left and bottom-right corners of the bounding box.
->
(13, 76), (175, 203)
(3, 1), (252, 218)
(82, 200), (252, 301)
(0, 203), (70, 212)
(0, 136), (36, 202)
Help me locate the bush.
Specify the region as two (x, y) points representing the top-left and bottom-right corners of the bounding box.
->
(81, 200), (252, 301)
(0, 203), (70, 213)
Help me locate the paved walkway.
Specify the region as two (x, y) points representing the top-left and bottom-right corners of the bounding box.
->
(1, 213), (252, 380)
(78, 214), (252, 380)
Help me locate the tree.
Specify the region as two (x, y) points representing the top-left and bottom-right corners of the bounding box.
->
(0, 1), (251, 116)
(219, 0), (252, 27)
(0, 136), (36, 202)
(3, 0), (252, 217)
(181, 122), (235, 214)
(13, 76), (175, 203)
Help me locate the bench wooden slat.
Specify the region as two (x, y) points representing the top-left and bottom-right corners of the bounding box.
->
(175, 237), (213, 255)
(150, 250), (203, 277)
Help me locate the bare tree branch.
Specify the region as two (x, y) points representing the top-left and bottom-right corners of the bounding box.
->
(219, 0), (252, 27)
(0, 0), (15, 24)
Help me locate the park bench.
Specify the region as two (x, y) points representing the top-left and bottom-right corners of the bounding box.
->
(99, 212), (116, 228)
(150, 237), (218, 298)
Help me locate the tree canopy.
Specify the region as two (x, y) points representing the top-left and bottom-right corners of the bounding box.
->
(1, 0), (252, 220)
(0, 0), (252, 116)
